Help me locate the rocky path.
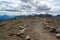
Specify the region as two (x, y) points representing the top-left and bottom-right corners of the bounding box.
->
(29, 21), (59, 40)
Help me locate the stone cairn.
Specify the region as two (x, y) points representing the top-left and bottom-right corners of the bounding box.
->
(43, 19), (60, 39)
(17, 24), (32, 40)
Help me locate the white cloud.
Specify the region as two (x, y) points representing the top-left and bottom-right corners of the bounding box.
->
(0, 0), (60, 16)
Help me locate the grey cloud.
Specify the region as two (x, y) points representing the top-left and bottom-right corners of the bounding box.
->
(0, 1), (15, 11)
(21, 5), (32, 10)
(20, 0), (29, 3)
(27, 0), (51, 13)
(36, 5), (51, 12)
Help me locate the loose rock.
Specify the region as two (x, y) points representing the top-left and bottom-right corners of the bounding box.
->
(56, 33), (60, 39)
(25, 35), (30, 40)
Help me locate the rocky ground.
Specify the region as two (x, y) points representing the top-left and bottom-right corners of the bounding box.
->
(0, 17), (60, 40)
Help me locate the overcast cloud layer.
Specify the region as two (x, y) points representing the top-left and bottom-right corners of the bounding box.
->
(0, 0), (60, 16)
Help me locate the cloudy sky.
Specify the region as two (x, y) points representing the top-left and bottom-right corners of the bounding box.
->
(0, 0), (60, 16)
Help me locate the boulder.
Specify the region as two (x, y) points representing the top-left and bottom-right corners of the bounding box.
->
(44, 22), (49, 25)
(19, 24), (26, 30)
(49, 26), (56, 32)
(55, 29), (60, 33)
(25, 35), (30, 40)
(44, 25), (49, 29)
(44, 25), (50, 29)
(56, 33), (60, 38)
(17, 32), (26, 38)
(19, 28), (26, 34)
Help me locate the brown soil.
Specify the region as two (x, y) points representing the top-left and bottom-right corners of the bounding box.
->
(0, 17), (60, 40)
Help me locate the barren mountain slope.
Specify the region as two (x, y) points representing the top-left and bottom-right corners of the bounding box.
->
(0, 17), (60, 40)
